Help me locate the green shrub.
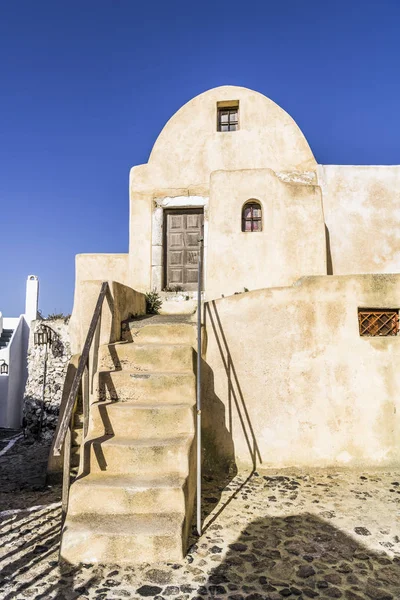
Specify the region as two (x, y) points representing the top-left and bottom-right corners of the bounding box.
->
(145, 290), (163, 314)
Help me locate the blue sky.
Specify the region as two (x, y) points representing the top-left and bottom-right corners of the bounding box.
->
(1, 0), (400, 316)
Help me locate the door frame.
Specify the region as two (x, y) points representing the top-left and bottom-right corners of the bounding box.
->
(151, 195), (209, 293)
(163, 207), (204, 291)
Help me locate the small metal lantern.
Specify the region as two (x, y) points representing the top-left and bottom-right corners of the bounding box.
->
(33, 324), (54, 440)
(0, 359), (8, 375)
(34, 324), (53, 346)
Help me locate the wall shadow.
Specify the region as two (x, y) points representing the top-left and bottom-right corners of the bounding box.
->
(195, 357), (238, 533)
(205, 301), (262, 470)
(325, 224), (333, 275)
(200, 512), (400, 598)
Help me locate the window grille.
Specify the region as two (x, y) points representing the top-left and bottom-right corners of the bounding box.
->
(218, 107), (239, 131)
(242, 201), (262, 232)
(358, 309), (399, 337)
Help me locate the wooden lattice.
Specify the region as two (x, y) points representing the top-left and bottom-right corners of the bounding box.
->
(358, 309), (399, 337)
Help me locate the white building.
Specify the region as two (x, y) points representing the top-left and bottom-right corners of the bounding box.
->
(0, 275), (39, 428)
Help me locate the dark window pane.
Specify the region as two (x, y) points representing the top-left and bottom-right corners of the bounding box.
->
(218, 105), (239, 132)
(244, 207), (252, 218)
(242, 202), (262, 232)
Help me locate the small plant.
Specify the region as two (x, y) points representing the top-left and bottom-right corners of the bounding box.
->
(46, 312), (71, 323)
(163, 284), (185, 293)
(145, 290), (163, 314)
(37, 310), (70, 323)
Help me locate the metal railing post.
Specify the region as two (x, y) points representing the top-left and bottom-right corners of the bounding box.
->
(61, 412), (73, 524)
(196, 236), (203, 536)
(38, 342), (48, 440)
(53, 281), (109, 457)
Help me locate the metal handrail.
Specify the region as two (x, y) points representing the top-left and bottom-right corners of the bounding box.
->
(196, 236), (203, 536)
(53, 281), (109, 457)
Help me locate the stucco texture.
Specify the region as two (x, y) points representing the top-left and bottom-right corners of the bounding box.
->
(131, 85), (316, 196)
(203, 274), (400, 469)
(69, 279), (146, 354)
(128, 86), (317, 292)
(319, 165), (400, 276)
(206, 169), (326, 299)
(69, 254), (131, 352)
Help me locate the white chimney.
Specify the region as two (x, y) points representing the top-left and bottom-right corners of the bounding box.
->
(25, 275), (39, 324)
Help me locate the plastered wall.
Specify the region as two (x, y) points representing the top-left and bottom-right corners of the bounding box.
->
(206, 169), (326, 299)
(204, 274), (400, 469)
(319, 165), (400, 276)
(128, 85), (317, 293)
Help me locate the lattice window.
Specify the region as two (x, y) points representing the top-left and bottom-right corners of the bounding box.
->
(358, 309), (399, 337)
(242, 201), (262, 232)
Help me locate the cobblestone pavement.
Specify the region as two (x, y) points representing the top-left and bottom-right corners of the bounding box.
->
(1, 437), (400, 599)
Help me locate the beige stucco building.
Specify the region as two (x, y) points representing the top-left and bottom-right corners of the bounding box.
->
(73, 85), (400, 300)
(70, 85), (400, 471)
(62, 86), (400, 564)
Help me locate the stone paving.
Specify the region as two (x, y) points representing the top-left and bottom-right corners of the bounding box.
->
(1, 435), (400, 599)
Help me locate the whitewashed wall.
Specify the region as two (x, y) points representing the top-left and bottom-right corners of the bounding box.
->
(23, 319), (71, 440)
(0, 316), (28, 428)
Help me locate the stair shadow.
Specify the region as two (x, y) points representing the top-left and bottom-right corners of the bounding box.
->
(106, 343), (122, 371)
(78, 433), (112, 478)
(121, 314), (154, 342)
(199, 512), (400, 598)
(205, 300), (262, 470)
(187, 357), (238, 541)
(97, 371), (120, 402)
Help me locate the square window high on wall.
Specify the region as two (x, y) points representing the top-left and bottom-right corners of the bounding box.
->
(217, 100), (239, 132)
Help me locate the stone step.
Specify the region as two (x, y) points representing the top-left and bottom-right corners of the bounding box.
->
(98, 342), (194, 373)
(97, 370), (196, 404)
(89, 401), (195, 438)
(159, 299), (197, 316)
(61, 513), (185, 564)
(87, 435), (193, 475)
(122, 322), (197, 346)
(67, 472), (188, 516)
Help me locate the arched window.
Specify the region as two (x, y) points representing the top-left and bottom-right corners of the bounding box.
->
(242, 201), (262, 232)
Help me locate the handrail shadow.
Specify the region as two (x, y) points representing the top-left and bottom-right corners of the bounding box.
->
(205, 300), (262, 470)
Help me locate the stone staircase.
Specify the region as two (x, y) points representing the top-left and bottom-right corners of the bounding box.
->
(60, 318), (197, 565)
(0, 329), (13, 349)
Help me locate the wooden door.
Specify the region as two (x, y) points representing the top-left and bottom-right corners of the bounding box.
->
(164, 209), (204, 291)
